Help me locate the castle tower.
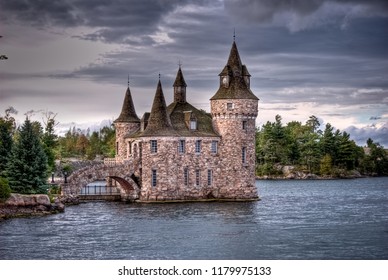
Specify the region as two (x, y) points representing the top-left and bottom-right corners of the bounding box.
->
(114, 84), (140, 160)
(210, 41), (259, 192)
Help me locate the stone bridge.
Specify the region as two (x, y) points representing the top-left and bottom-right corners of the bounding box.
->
(60, 159), (140, 202)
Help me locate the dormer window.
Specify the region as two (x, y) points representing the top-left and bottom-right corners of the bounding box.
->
(190, 119), (197, 130)
(222, 76), (229, 88)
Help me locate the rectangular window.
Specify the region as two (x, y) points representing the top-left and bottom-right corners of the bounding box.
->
(190, 120), (197, 130)
(242, 147), (247, 164)
(207, 169), (212, 186)
(178, 140), (186, 154)
(150, 140), (157, 153)
(184, 168), (189, 186)
(227, 103), (234, 110)
(211, 140), (218, 154)
(151, 169), (157, 187)
(242, 120), (247, 130)
(195, 169), (200, 186)
(195, 140), (201, 154)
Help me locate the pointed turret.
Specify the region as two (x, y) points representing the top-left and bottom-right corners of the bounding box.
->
(114, 86), (140, 123)
(141, 80), (177, 136)
(173, 66), (187, 103)
(210, 41), (258, 100)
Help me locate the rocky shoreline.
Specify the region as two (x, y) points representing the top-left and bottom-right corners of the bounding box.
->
(0, 194), (67, 221)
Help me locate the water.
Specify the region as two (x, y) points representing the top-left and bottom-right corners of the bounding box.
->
(0, 178), (387, 259)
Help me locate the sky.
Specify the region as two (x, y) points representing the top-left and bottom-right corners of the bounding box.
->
(0, 0), (387, 146)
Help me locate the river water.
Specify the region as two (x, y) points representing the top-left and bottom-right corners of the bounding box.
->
(0, 178), (387, 260)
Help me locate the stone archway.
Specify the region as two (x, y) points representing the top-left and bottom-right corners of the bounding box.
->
(108, 175), (140, 201)
(61, 162), (140, 201)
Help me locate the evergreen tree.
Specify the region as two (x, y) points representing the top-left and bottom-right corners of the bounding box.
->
(6, 118), (48, 194)
(0, 107), (17, 176)
(42, 112), (58, 172)
(0, 120), (13, 176)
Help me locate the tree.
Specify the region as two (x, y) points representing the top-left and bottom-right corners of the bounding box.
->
(0, 121), (13, 176)
(0, 177), (11, 201)
(42, 112), (58, 172)
(0, 107), (17, 176)
(6, 118), (48, 194)
(320, 154), (333, 176)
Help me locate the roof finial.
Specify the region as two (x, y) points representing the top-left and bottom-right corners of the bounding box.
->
(233, 28), (236, 42)
(178, 59), (182, 69)
(127, 74), (130, 88)
(158, 72), (161, 80)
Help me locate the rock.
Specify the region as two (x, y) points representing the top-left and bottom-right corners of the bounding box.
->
(53, 201), (65, 212)
(22, 195), (37, 206)
(35, 195), (51, 207)
(5, 194), (25, 207)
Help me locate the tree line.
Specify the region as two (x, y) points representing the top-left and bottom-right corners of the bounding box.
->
(256, 115), (388, 177)
(1, 108), (387, 199)
(0, 108), (115, 198)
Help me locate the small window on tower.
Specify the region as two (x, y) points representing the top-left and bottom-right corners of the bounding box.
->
(227, 103), (234, 110)
(242, 120), (247, 130)
(151, 169), (157, 187)
(242, 147), (247, 165)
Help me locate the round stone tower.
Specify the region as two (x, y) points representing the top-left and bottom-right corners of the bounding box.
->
(113, 84), (140, 160)
(210, 41), (259, 192)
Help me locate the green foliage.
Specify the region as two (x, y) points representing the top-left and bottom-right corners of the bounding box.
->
(362, 139), (388, 175)
(0, 177), (11, 201)
(55, 124), (115, 159)
(320, 154), (333, 176)
(6, 118), (48, 194)
(255, 115), (387, 177)
(0, 108), (16, 176)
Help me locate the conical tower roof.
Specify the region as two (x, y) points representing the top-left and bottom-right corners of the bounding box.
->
(114, 86), (140, 123)
(227, 41), (243, 76)
(141, 80), (178, 137)
(211, 41), (258, 100)
(173, 66), (187, 87)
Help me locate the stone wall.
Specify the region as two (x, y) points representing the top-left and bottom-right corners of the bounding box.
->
(114, 122), (140, 160)
(137, 135), (258, 202)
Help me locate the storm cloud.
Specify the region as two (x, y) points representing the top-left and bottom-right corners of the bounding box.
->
(0, 0), (387, 146)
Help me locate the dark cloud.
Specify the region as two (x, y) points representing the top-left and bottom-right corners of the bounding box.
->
(225, 0), (388, 23)
(0, 0), (208, 44)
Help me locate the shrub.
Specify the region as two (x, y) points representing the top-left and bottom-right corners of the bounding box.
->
(0, 177), (11, 201)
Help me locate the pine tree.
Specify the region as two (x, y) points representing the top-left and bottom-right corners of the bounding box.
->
(0, 120), (13, 176)
(6, 118), (48, 194)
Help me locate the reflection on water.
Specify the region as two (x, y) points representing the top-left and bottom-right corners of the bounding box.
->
(0, 178), (387, 259)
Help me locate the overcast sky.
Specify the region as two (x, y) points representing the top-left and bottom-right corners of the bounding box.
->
(0, 0), (387, 146)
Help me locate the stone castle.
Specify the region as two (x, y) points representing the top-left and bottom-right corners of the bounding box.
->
(113, 40), (259, 202)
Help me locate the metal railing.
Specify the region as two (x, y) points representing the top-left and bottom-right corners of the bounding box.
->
(79, 185), (121, 196)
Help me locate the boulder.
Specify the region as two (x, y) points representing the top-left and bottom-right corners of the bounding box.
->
(35, 195), (51, 207)
(5, 194), (25, 207)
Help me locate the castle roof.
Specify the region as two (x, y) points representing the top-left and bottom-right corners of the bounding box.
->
(167, 102), (219, 137)
(210, 41), (258, 100)
(140, 80), (178, 137)
(126, 70), (218, 138)
(114, 86), (140, 123)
